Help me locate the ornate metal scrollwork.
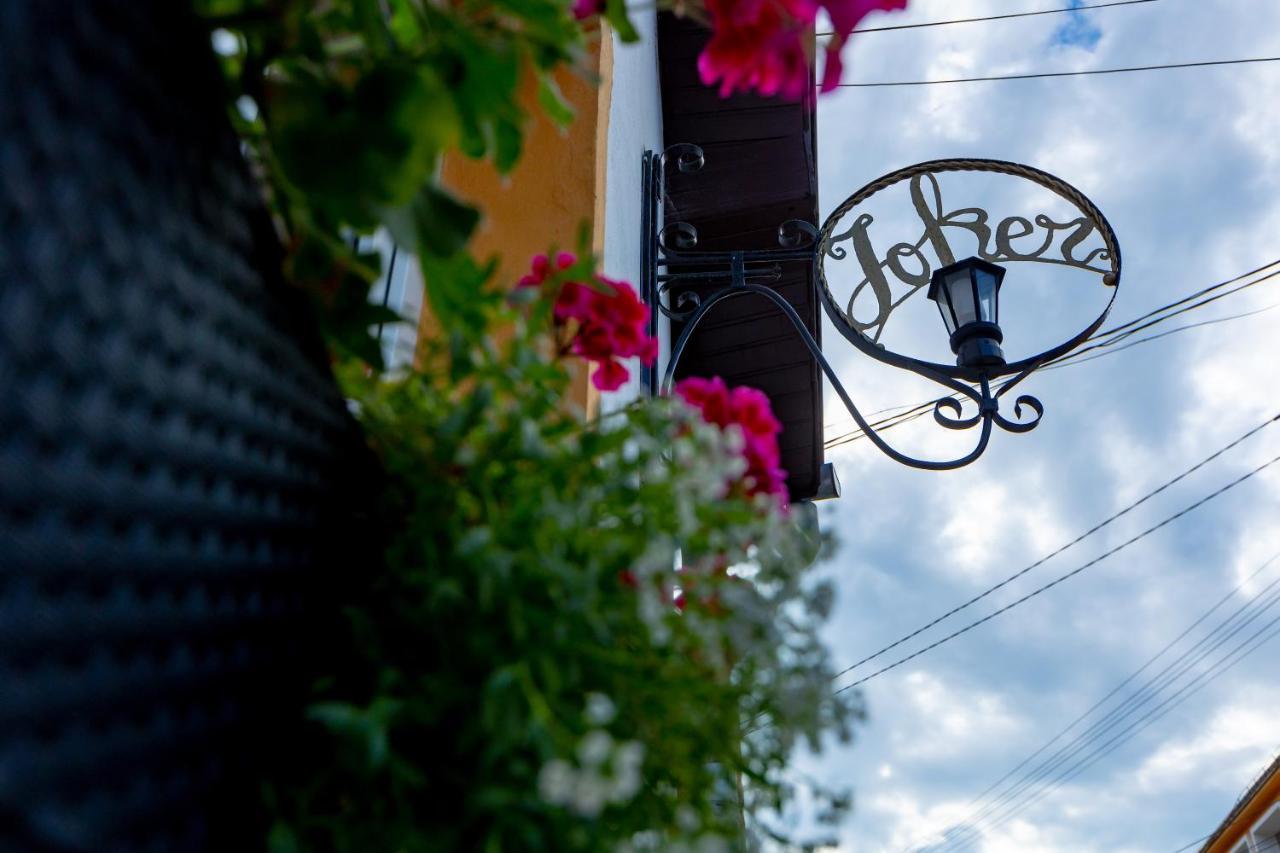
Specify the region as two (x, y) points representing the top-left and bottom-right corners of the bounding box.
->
(660, 142), (705, 174)
(993, 393), (1045, 434)
(778, 219), (819, 249)
(659, 220), (699, 252)
(933, 396), (984, 431)
(816, 158), (1123, 387)
(641, 147), (1113, 472)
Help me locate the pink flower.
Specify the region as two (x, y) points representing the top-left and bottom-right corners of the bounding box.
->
(697, 0), (908, 98)
(729, 385), (782, 440)
(590, 357), (630, 392)
(698, 0), (818, 99)
(572, 0), (606, 20)
(674, 376), (735, 430)
(823, 0), (908, 37)
(675, 376), (788, 507)
(518, 255), (658, 392)
(518, 251), (576, 288)
(819, 0), (908, 90)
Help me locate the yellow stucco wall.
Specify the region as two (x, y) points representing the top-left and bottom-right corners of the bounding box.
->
(424, 35), (614, 415)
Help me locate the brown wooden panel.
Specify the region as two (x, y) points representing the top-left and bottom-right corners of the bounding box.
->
(658, 12), (825, 501)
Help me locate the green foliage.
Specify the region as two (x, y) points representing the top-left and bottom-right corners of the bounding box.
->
(198, 0), (590, 360)
(264, 290), (860, 850)
(203, 2), (865, 848)
(604, 0), (642, 43)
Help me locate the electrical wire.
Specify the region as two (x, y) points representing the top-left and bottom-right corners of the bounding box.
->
(824, 267), (1280, 445)
(1041, 302), (1280, 371)
(909, 554), (1280, 853)
(835, 56), (1280, 88)
(1055, 266), (1280, 363)
(828, 414), (1280, 684)
(947, 603), (1280, 851)
(816, 0), (1160, 37)
(825, 400), (938, 448)
(937, 558), (1280, 850)
(822, 260), (1280, 448)
(834, 446), (1280, 693)
(1091, 259), (1280, 342)
(1169, 836), (1212, 853)
(950, 597), (1280, 846)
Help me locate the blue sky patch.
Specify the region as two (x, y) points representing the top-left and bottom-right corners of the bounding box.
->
(1051, 0), (1102, 50)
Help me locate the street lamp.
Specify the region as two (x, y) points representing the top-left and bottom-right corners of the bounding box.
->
(928, 257), (1006, 369)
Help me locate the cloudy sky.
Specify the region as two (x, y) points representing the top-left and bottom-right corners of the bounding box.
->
(792, 0), (1280, 850)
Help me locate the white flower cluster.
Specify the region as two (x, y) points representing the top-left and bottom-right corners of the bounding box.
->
(537, 695), (644, 819)
(630, 540), (679, 643)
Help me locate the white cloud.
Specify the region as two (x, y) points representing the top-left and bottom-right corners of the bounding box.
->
(892, 671), (1026, 761)
(933, 470), (1069, 584)
(800, 1), (1280, 850)
(1136, 690), (1280, 792)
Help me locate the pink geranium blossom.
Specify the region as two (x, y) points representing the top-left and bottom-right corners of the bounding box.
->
(519, 253), (658, 392)
(696, 0), (908, 98)
(572, 0), (605, 20)
(675, 376), (788, 507)
(819, 0), (908, 92)
(697, 0), (818, 99)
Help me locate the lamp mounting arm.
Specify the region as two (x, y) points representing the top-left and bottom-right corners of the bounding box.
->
(641, 145), (1060, 473)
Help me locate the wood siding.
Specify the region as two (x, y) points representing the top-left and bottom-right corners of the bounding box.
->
(657, 13), (825, 501)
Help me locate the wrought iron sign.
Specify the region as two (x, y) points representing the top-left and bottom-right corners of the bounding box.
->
(642, 147), (1122, 471)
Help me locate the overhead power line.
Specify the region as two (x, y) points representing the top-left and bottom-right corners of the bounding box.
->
(836, 56), (1280, 88)
(824, 260), (1280, 448)
(952, 554), (1280, 831)
(916, 555), (1280, 845)
(1091, 258), (1280, 341)
(903, 554), (1280, 853)
(937, 555), (1280, 850)
(1170, 836), (1212, 853)
(945, 592), (1280, 851)
(835, 444), (1280, 692)
(1058, 264), (1280, 363)
(825, 260), (1280, 442)
(1042, 302), (1280, 371)
(817, 0), (1159, 37)
(829, 413), (1280, 685)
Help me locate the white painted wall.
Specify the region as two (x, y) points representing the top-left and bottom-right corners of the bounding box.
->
(598, 10), (665, 413)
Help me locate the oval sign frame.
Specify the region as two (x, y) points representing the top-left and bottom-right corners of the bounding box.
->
(816, 158), (1122, 384)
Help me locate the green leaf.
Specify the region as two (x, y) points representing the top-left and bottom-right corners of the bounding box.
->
(380, 182), (480, 260)
(536, 73), (575, 127)
(269, 63), (456, 222)
(488, 0), (584, 60)
(267, 821), (301, 853)
(492, 118), (524, 174)
(417, 251), (500, 341)
(604, 0), (640, 43)
(308, 270), (411, 371)
(436, 25), (526, 170)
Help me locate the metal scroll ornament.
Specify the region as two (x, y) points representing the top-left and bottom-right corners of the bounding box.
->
(817, 158), (1121, 376)
(646, 147), (1122, 471)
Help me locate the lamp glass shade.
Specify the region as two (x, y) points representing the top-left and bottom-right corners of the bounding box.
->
(975, 266), (999, 325)
(928, 257), (1007, 335)
(944, 266), (979, 329)
(933, 293), (956, 336)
